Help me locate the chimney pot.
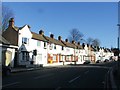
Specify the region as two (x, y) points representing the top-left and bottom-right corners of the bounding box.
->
(39, 30), (44, 35)
(72, 40), (75, 44)
(82, 43), (85, 48)
(65, 39), (68, 42)
(78, 42), (80, 45)
(9, 18), (14, 27)
(58, 36), (62, 41)
(87, 44), (89, 47)
(50, 34), (54, 39)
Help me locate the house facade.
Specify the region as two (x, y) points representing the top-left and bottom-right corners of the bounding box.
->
(44, 34), (66, 65)
(2, 18), (115, 67)
(2, 18), (48, 67)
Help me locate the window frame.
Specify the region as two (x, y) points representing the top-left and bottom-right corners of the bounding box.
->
(22, 37), (29, 45)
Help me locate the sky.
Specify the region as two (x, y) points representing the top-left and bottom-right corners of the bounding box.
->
(2, 2), (118, 48)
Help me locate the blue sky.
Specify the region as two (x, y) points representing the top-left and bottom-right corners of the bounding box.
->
(3, 2), (118, 48)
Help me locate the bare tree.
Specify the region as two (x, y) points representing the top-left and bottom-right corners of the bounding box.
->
(2, 5), (14, 32)
(92, 38), (100, 47)
(87, 37), (94, 45)
(68, 28), (84, 43)
(86, 37), (100, 47)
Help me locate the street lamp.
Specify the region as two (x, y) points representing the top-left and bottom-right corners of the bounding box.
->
(117, 24), (120, 78)
(117, 24), (120, 51)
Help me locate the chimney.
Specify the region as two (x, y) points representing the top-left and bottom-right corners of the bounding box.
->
(72, 40), (75, 44)
(90, 45), (93, 48)
(78, 42), (80, 45)
(65, 39), (68, 42)
(82, 43), (85, 48)
(97, 46), (100, 51)
(9, 18), (14, 27)
(87, 44), (89, 47)
(39, 30), (44, 35)
(50, 34), (54, 39)
(58, 36), (62, 41)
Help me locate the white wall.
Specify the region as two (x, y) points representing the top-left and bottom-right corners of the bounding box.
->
(1, 45), (16, 67)
(18, 25), (47, 66)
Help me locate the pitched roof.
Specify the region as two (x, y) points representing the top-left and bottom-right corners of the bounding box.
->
(61, 40), (76, 48)
(44, 36), (65, 46)
(0, 35), (10, 45)
(75, 44), (83, 49)
(14, 25), (29, 31)
(89, 46), (94, 51)
(31, 32), (48, 42)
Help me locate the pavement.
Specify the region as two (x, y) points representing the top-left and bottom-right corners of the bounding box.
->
(105, 62), (120, 90)
(11, 65), (60, 73)
(9, 63), (120, 90)
(112, 62), (120, 90)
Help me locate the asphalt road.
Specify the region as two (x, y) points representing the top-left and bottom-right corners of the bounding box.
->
(2, 61), (117, 89)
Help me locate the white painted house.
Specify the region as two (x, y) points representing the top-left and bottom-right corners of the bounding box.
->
(18, 28), (48, 67)
(44, 34), (66, 66)
(61, 39), (77, 65)
(2, 18), (115, 67)
(2, 18), (48, 67)
(75, 42), (85, 64)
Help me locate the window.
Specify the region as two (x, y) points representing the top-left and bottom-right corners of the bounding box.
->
(49, 44), (53, 50)
(22, 51), (29, 61)
(26, 53), (29, 61)
(37, 41), (41, 47)
(66, 56), (71, 61)
(53, 55), (56, 61)
(22, 37), (29, 45)
(62, 46), (64, 50)
(44, 42), (47, 49)
(22, 52), (25, 61)
(54, 45), (56, 49)
(61, 56), (65, 61)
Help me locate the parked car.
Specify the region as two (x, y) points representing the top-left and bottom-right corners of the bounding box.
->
(83, 60), (90, 64)
(2, 65), (11, 76)
(96, 60), (101, 63)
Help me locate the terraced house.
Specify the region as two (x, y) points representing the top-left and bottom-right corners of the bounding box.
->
(2, 18), (114, 67)
(2, 18), (48, 67)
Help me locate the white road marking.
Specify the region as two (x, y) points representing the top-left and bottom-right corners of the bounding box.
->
(69, 75), (81, 83)
(84, 71), (89, 74)
(34, 73), (54, 79)
(2, 82), (20, 88)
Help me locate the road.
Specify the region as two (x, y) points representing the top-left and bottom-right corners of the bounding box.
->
(2, 61), (117, 89)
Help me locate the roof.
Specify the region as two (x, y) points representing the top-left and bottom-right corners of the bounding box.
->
(61, 40), (76, 48)
(31, 32), (48, 42)
(44, 36), (65, 46)
(75, 44), (83, 49)
(14, 25), (28, 31)
(89, 46), (95, 51)
(104, 48), (111, 52)
(0, 35), (10, 45)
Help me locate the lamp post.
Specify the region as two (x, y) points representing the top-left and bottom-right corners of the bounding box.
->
(117, 24), (120, 52)
(117, 24), (120, 78)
